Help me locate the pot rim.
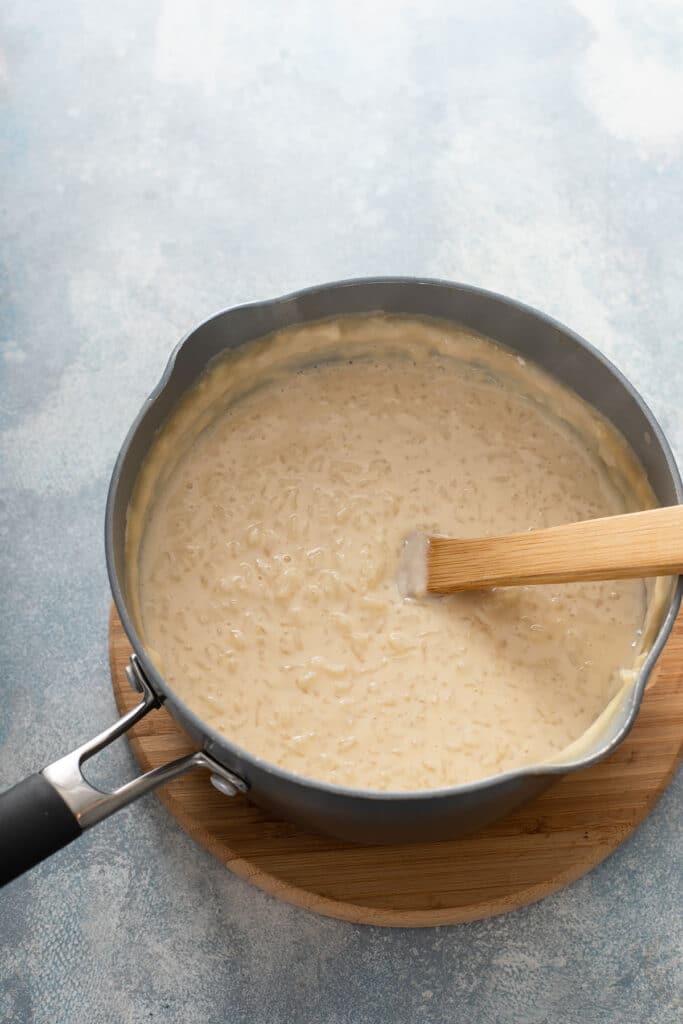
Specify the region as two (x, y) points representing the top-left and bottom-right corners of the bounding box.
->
(105, 276), (683, 802)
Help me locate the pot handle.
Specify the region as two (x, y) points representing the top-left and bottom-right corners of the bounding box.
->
(0, 656), (247, 886)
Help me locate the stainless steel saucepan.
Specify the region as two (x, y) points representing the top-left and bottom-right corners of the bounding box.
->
(1, 278), (681, 885)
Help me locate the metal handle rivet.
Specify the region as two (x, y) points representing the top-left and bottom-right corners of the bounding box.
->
(210, 774), (239, 798)
(125, 663), (143, 693)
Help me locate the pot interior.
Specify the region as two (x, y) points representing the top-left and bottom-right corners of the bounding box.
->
(106, 279), (682, 797)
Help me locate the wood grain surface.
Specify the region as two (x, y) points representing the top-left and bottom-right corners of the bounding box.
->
(427, 506), (683, 592)
(109, 605), (683, 927)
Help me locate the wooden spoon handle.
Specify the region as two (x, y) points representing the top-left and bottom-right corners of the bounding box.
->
(427, 505), (683, 593)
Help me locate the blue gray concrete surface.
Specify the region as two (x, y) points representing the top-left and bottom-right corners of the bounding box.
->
(1, 2), (682, 1021)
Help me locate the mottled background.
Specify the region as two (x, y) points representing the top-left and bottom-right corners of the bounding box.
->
(1, 2), (682, 1022)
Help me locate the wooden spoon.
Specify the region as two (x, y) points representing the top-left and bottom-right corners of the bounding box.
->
(399, 505), (683, 596)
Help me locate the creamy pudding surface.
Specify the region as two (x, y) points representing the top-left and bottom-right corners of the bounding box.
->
(129, 315), (655, 791)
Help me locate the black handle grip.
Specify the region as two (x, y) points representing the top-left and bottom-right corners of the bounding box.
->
(0, 774), (82, 885)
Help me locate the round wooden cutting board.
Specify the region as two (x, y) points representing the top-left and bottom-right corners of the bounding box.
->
(109, 606), (683, 927)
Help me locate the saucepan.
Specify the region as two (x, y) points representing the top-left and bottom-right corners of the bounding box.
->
(1, 278), (681, 886)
